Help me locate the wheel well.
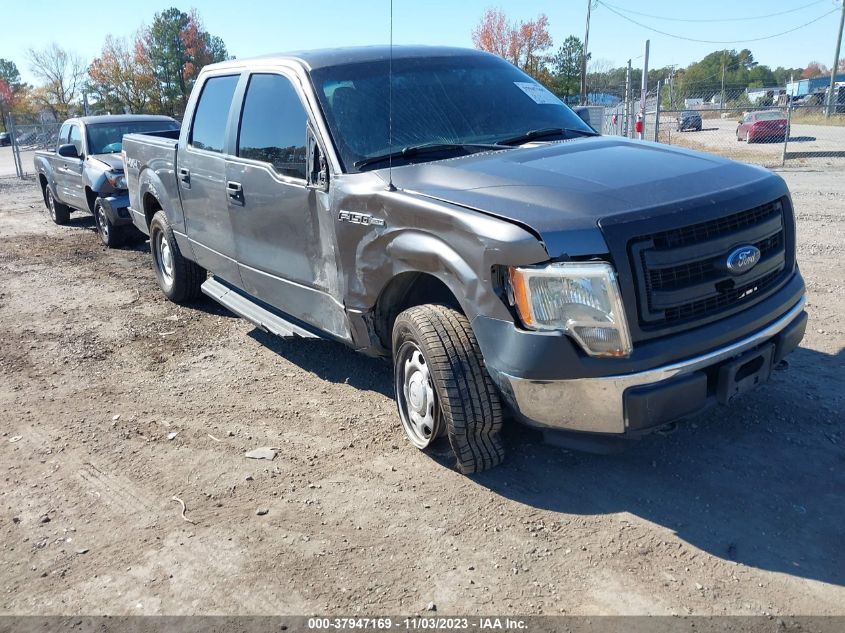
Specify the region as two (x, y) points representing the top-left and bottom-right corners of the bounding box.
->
(374, 272), (462, 349)
(38, 174), (48, 202)
(143, 193), (162, 228)
(85, 187), (97, 213)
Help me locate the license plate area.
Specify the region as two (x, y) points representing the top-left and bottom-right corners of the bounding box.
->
(716, 343), (775, 404)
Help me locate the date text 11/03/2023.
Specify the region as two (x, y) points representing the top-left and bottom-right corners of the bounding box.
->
(307, 617), (528, 630)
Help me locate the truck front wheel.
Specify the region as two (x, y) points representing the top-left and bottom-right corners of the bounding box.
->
(392, 304), (504, 474)
(94, 200), (125, 248)
(45, 187), (70, 225)
(149, 210), (205, 304)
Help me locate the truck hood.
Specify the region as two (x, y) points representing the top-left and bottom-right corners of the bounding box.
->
(385, 136), (783, 256)
(89, 153), (124, 171)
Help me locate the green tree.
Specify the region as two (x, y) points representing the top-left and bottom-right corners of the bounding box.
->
(550, 36), (586, 101)
(140, 7), (229, 116)
(0, 59), (23, 131)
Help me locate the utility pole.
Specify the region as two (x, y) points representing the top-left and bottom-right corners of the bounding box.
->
(639, 39), (650, 139)
(720, 51), (727, 114)
(668, 65), (675, 110)
(580, 0), (592, 106)
(827, 0), (844, 117)
(624, 59), (632, 137)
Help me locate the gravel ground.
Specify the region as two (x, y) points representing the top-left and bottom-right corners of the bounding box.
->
(0, 171), (842, 616)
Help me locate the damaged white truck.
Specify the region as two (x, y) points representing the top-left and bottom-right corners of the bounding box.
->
(122, 47), (807, 473)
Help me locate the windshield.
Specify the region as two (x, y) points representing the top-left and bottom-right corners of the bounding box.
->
(86, 120), (180, 154)
(309, 54), (594, 172)
(754, 111), (785, 121)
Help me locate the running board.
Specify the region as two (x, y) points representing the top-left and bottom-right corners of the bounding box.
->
(201, 277), (319, 339)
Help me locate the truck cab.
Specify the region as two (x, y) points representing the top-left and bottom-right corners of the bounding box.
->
(123, 47), (807, 474)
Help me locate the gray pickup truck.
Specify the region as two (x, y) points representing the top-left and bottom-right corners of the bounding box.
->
(123, 47), (807, 473)
(34, 114), (179, 247)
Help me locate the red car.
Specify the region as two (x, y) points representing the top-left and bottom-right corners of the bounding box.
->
(736, 110), (789, 143)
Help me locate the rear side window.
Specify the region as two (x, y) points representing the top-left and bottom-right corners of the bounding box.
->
(190, 75), (239, 153)
(237, 73), (307, 179)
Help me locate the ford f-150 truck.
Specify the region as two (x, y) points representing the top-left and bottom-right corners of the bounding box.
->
(123, 47), (807, 474)
(35, 114), (179, 247)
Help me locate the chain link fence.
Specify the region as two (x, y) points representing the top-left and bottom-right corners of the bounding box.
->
(2, 116), (63, 178)
(595, 86), (845, 168)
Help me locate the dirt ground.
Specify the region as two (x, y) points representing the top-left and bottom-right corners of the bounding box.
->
(0, 171), (842, 616)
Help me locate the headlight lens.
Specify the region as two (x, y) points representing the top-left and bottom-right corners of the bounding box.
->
(508, 262), (633, 358)
(105, 171), (127, 189)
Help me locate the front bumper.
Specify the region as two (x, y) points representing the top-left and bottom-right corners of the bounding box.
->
(97, 193), (133, 226)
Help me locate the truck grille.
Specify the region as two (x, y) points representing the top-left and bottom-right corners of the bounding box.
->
(629, 199), (789, 328)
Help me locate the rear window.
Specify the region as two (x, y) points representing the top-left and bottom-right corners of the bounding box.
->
(754, 111), (785, 121)
(190, 75), (239, 153)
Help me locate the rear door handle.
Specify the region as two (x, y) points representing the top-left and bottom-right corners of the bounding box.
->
(227, 181), (243, 203)
(179, 168), (191, 185)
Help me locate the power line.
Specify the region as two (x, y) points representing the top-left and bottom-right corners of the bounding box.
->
(596, 1), (839, 44)
(599, 0), (827, 23)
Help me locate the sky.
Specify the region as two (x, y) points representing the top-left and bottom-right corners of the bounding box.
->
(2, 0), (843, 85)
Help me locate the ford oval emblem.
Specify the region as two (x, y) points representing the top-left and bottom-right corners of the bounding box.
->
(726, 245), (761, 275)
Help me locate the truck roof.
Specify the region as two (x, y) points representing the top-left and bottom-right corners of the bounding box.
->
(66, 114), (177, 126)
(204, 45), (492, 73)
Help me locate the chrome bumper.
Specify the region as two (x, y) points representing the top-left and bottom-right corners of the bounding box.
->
(498, 296), (806, 434)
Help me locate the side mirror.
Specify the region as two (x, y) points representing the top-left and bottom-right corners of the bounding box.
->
(58, 143), (79, 159)
(305, 124), (329, 192)
(572, 107), (599, 134)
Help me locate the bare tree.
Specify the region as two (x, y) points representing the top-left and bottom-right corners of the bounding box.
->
(26, 43), (86, 119)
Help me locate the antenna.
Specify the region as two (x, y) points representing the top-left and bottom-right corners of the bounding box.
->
(387, 0), (396, 191)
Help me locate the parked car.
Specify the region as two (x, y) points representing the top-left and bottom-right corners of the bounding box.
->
(33, 114), (179, 247)
(0, 132), (10, 147)
(676, 110), (702, 131)
(736, 110), (789, 143)
(124, 47), (807, 474)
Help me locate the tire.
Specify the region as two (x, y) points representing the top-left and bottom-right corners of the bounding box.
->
(149, 210), (205, 303)
(94, 199), (125, 248)
(392, 304), (504, 474)
(44, 187), (70, 225)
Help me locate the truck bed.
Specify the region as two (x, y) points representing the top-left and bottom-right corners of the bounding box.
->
(123, 132), (182, 235)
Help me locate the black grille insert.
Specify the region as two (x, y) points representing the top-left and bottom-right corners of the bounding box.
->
(629, 199), (789, 328)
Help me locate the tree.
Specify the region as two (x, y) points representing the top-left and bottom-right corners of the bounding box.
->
(550, 36), (587, 100)
(88, 33), (160, 114)
(471, 8), (553, 81)
(26, 43), (86, 119)
(512, 14), (553, 78)
(801, 62), (827, 79)
(0, 59), (23, 131)
(471, 8), (513, 60)
(139, 7), (229, 116)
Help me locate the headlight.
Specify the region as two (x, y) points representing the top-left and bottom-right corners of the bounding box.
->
(105, 171), (127, 189)
(508, 262), (633, 358)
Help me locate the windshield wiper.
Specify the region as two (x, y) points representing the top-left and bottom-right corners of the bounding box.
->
(495, 127), (598, 146)
(354, 142), (505, 170)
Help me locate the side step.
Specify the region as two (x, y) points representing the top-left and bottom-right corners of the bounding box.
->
(201, 277), (319, 339)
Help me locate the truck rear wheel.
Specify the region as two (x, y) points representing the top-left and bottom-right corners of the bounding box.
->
(149, 210), (205, 304)
(45, 188), (70, 225)
(392, 304), (504, 474)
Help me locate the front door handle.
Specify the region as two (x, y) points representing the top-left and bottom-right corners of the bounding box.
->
(227, 181), (243, 203)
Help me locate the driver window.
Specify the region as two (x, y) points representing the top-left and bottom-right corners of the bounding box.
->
(237, 73), (308, 179)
